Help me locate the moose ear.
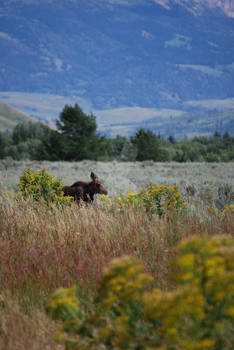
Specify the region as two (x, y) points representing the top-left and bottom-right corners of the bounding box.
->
(91, 172), (97, 180)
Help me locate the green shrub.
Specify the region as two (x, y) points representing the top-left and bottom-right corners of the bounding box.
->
(46, 286), (81, 336)
(101, 184), (187, 217)
(46, 235), (234, 349)
(18, 167), (73, 206)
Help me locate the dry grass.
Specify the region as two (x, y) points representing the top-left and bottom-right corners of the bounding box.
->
(0, 197), (233, 299)
(0, 292), (62, 350)
(0, 182), (233, 348)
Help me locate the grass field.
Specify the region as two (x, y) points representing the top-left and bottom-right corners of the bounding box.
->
(1, 159), (234, 196)
(0, 160), (233, 349)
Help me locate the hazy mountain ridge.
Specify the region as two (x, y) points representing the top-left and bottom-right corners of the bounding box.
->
(0, 0), (234, 137)
(0, 101), (34, 132)
(1, 98), (233, 139)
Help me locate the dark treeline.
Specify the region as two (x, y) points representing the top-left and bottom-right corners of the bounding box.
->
(0, 104), (234, 162)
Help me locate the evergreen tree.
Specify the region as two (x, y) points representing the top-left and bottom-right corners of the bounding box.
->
(214, 130), (221, 137)
(0, 133), (5, 158)
(56, 104), (98, 160)
(168, 135), (176, 144)
(108, 135), (128, 160)
(131, 128), (167, 161)
(35, 129), (65, 161)
(12, 121), (49, 144)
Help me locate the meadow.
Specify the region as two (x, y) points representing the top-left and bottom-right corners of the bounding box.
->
(1, 159), (234, 197)
(0, 160), (233, 349)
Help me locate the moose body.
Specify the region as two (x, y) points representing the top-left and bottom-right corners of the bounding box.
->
(63, 172), (108, 204)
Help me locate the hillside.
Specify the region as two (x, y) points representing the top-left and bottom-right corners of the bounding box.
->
(0, 101), (34, 133)
(96, 106), (234, 138)
(0, 94), (233, 138)
(0, 0), (234, 137)
(0, 0), (234, 110)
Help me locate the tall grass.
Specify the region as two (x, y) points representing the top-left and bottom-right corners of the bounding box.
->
(0, 189), (233, 349)
(1, 196), (233, 305)
(0, 292), (62, 350)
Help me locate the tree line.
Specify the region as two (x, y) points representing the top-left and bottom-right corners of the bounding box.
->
(0, 104), (233, 162)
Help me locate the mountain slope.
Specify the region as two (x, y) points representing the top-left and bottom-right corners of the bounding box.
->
(0, 101), (34, 132)
(0, 0), (234, 111)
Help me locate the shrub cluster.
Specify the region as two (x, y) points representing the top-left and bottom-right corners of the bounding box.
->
(101, 184), (187, 217)
(46, 235), (234, 350)
(18, 167), (73, 206)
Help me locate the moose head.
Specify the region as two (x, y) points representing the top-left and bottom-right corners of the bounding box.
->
(89, 172), (108, 196)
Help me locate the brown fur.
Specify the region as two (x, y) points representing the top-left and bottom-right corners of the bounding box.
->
(63, 172), (108, 205)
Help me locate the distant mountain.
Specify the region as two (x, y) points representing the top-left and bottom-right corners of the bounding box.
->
(0, 95), (233, 139)
(0, 0), (234, 137)
(96, 106), (234, 138)
(0, 101), (34, 133)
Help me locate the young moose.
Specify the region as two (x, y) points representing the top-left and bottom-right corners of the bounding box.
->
(63, 172), (108, 205)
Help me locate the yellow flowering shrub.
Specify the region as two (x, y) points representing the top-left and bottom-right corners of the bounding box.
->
(100, 184), (186, 217)
(99, 194), (113, 208)
(207, 203), (234, 219)
(144, 285), (206, 349)
(46, 236), (234, 350)
(18, 167), (73, 206)
(138, 184), (187, 216)
(47, 286), (80, 323)
(98, 255), (153, 312)
(223, 204), (234, 214)
(145, 235), (234, 349)
(46, 286), (82, 346)
(47, 256), (153, 349)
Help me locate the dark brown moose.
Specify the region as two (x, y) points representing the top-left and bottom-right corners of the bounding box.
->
(63, 172), (108, 204)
